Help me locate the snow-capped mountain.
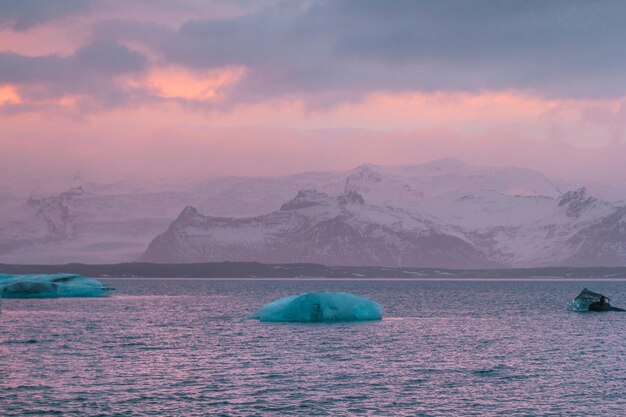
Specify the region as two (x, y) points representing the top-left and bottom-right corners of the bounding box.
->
(140, 161), (626, 268)
(0, 172), (343, 263)
(3, 158), (626, 267)
(500, 188), (626, 267)
(140, 190), (493, 268)
(0, 186), (83, 256)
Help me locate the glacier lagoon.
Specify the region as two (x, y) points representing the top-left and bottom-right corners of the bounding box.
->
(251, 291), (382, 322)
(0, 274), (112, 298)
(1, 278), (626, 415)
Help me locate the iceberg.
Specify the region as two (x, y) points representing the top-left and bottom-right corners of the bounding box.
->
(0, 274), (113, 298)
(251, 291), (382, 322)
(570, 288), (625, 312)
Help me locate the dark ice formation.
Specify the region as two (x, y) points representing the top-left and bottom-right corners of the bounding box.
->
(0, 274), (113, 298)
(570, 288), (625, 312)
(251, 291), (383, 322)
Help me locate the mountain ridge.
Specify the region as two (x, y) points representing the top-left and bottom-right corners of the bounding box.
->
(141, 166), (626, 267)
(3, 158), (626, 266)
(140, 189), (495, 268)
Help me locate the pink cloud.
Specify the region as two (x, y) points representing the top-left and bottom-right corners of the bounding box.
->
(2, 103), (626, 189)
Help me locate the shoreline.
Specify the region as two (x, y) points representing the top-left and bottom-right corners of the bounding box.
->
(3, 261), (626, 280)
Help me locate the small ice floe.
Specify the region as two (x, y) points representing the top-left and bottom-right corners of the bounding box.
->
(0, 274), (113, 298)
(251, 291), (382, 323)
(570, 288), (625, 312)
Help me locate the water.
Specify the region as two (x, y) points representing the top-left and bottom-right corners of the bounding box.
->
(2, 279), (626, 416)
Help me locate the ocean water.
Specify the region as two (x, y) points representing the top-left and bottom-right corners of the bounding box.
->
(1, 279), (626, 416)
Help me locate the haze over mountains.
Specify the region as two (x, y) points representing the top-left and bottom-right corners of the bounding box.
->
(2, 158), (626, 267)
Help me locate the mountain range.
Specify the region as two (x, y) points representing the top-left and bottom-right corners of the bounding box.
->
(2, 158), (626, 267)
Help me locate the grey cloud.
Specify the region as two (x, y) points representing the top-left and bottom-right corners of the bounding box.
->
(0, 41), (150, 111)
(0, 41), (147, 84)
(0, 53), (72, 84)
(0, 0), (94, 30)
(76, 41), (148, 74)
(5, 0), (626, 112)
(104, 0), (626, 102)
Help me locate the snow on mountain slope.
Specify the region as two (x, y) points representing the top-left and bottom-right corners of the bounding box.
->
(517, 188), (626, 267)
(356, 158), (563, 200)
(141, 161), (626, 267)
(0, 187), (82, 255)
(468, 187), (626, 267)
(140, 190), (493, 268)
(0, 172), (345, 263)
(3, 158), (626, 266)
(344, 158), (563, 229)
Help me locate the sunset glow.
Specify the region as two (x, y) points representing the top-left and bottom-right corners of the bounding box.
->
(0, 85), (20, 104)
(137, 66), (246, 101)
(3, 5), (626, 415)
(1, 1), (625, 185)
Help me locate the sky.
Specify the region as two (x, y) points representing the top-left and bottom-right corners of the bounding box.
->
(2, 0), (626, 185)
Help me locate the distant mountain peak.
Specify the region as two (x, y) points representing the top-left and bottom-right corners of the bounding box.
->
(558, 187), (597, 217)
(279, 189), (333, 211)
(558, 187), (601, 218)
(348, 164), (383, 182)
(558, 187), (587, 206)
(177, 205), (200, 220)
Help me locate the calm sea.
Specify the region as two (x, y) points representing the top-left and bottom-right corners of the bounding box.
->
(1, 279), (625, 416)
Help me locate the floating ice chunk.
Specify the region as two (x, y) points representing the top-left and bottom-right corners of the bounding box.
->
(252, 291), (382, 322)
(570, 288), (625, 312)
(0, 274), (113, 298)
(569, 288), (598, 312)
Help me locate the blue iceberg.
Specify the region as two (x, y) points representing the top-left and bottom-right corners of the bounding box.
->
(0, 274), (113, 298)
(252, 291), (382, 322)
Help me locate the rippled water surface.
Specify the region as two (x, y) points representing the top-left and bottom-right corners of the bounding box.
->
(2, 279), (626, 416)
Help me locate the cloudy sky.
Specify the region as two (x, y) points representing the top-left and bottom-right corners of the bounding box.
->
(2, 0), (626, 184)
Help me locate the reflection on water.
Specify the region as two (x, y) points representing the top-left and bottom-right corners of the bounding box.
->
(2, 279), (626, 416)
